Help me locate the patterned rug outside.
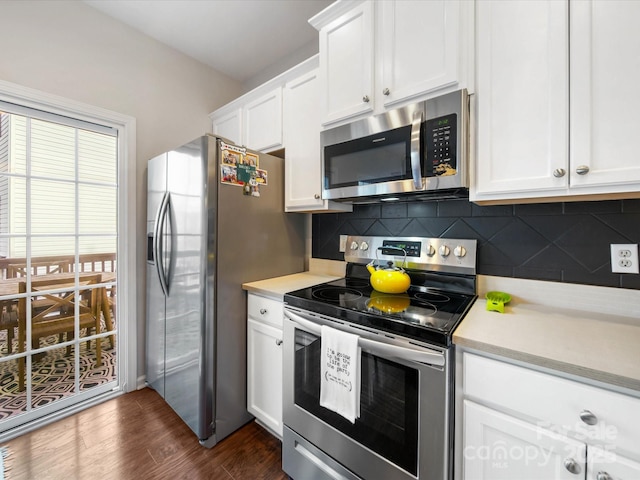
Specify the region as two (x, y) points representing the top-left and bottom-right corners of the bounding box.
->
(0, 337), (116, 421)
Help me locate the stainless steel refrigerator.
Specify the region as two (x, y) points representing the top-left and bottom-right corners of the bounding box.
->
(146, 134), (305, 446)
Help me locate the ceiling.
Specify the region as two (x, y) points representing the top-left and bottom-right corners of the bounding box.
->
(83, 0), (333, 83)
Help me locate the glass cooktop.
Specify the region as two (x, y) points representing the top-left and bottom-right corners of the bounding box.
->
(284, 268), (476, 347)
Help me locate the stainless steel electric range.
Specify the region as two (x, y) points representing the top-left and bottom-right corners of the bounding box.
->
(282, 236), (477, 480)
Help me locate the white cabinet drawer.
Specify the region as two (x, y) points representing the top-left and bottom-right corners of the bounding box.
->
(463, 353), (640, 458)
(247, 293), (283, 328)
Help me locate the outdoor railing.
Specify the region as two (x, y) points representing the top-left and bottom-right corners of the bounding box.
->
(0, 253), (116, 280)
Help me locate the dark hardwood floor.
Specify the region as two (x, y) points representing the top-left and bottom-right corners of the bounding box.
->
(2, 388), (288, 480)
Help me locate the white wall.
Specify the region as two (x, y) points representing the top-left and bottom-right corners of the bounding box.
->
(0, 0), (243, 378)
(242, 38), (320, 93)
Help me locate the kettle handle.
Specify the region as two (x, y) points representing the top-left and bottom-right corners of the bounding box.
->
(375, 246), (407, 269)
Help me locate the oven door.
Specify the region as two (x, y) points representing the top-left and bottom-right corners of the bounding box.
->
(283, 307), (452, 480)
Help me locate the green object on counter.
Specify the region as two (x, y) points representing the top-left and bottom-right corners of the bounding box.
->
(486, 291), (511, 313)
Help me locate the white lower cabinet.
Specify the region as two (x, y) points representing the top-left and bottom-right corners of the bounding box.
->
(588, 446), (640, 480)
(464, 400), (585, 479)
(246, 293), (284, 438)
(461, 352), (640, 480)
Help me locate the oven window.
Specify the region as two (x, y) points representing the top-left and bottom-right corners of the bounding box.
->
(324, 124), (412, 189)
(294, 330), (419, 476)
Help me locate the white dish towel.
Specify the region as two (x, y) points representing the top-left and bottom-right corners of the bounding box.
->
(319, 325), (361, 423)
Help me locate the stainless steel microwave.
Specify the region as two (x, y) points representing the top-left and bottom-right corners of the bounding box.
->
(321, 89), (469, 203)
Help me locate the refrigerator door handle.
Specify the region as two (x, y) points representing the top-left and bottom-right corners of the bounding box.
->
(154, 191), (171, 296)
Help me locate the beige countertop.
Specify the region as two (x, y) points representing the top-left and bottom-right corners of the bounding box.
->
(242, 271), (341, 301)
(244, 268), (640, 393)
(454, 277), (640, 393)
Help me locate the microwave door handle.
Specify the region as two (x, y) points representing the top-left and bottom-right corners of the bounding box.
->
(284, 309), (445, 367)
(410, 111), (423, 190)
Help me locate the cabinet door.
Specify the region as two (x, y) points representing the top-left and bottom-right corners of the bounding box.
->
(243, 87), (282, 152)
(588, 446), (640, 480)
(283, 69), (353, 213)
(247, 318), (283, 437)
(212, 108), (242, 146)
(319, 1), (374, 125)
(570, 0), (640, 192)
(472, 0), (569, 201)
(248, 293), (284, 329)
(379, 0), (460, 108)
(464, 400), (586, 480)
(284, 69), (324, 210)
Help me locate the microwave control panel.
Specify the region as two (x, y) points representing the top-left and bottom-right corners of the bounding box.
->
(425, 113), (457, 177)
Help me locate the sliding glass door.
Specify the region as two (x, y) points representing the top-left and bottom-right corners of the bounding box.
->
(0, 103), (118, 427)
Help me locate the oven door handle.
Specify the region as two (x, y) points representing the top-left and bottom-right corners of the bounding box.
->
(285, 309), (445, 368)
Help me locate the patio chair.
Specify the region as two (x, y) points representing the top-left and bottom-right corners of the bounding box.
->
(17, 273), (103, 391)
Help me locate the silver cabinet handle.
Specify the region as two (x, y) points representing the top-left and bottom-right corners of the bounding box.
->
(579, 409), (598, 425)
(362, 95), (370, 103)
(576, 165), (590, 175)
(382, 88), (390, 96)
(563, 458), (581, 475)
(275, 339), (283, 346)
(553, 168), (566, 178)
(260, 308), (267, 315)
(596, 472), (612, 480)
(314, 194), (320, 199)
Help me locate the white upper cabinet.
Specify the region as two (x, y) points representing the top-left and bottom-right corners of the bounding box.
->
(210, 86), (283, 154)
(210, 56), (352, 213)
(311, 0), (471, 127)
(379, 0), (461, 108)
(211, 107), (242, 146)
(473, 0), (569, 199)
(317, 1), (375, 125)
(243, 87), (283, 153)
(569, 0), (640, 192)
(472, 0), (640, 203)
(283, 68), (352, 213)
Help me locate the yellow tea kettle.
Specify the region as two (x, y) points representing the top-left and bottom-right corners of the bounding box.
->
(366, 247), (411, 294)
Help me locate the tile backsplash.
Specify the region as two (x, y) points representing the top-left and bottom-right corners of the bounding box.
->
(312, 199), (640, 290)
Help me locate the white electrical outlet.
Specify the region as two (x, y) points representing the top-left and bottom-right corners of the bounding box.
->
(339, 235), (348, 253)
(610, 244), (639, 274)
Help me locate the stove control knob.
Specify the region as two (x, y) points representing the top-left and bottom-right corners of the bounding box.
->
(350, 241), (359, 251)
(426, 244), (436, 257)
(359, 241), (369, 251)
(439, 245), (450, 257)
(454, 246), (467, 258)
